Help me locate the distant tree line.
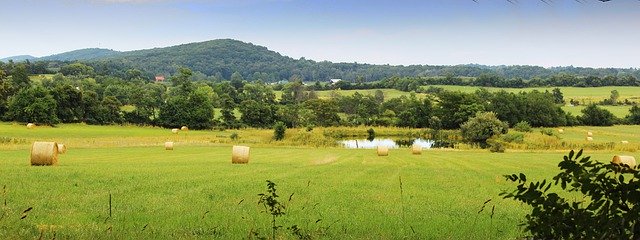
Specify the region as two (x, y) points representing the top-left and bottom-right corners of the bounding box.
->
(1, 63), (638, 130)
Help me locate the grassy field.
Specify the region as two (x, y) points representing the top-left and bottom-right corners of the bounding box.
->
(0, 123), (639, 239)
(562, 105), (631, 118)
(275, 89), (427, 100)
(427, 85), (640, 104)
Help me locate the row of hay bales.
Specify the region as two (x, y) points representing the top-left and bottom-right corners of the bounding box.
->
(556, 129), (629, 143)
(171, 126), (189, 134)
(376, 145), (423, 156)
(30, 142), (66, 166)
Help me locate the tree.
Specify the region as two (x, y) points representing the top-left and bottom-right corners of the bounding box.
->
(578, 104), (617, 126)
(436, 91), (484, 129)
(239, 99), (276, 128)
(304, 99), (341, 127)
(171, 67), (194, 94)
(625, 105), (640, 125)
(551, 88), (564, 104)
(609, 90), (620, 105)
(219, 94), (238, 129)
(460, 112), (508, 144)
(51, 84), (83, 122)
(158, 67), (215, 129)
(11, 64), (31, 90)
(6, 86), (59, 125)
(60, 63), (95, 76)
(273, 122), (286, 141)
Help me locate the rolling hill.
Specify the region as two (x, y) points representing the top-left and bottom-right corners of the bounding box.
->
(2, 39), (639, 82)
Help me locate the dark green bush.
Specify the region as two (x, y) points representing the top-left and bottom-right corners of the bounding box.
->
(502, 150), (640, 239)
(513, 121), (532, 132)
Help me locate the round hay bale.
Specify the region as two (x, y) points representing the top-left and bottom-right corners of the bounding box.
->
(232, 145), (250, 164)
(411, 145), (422, 155)
(586, 137), (593, 141)
(30, 142), (59, 166)
(57, 143), (67, 154)
(377, 146), (389, 156)
(612, 155), (636, 168)
(27, 123), (35, 129)
(587, 131), (593, 137)
(165, 142), (174, 150)
(621, 140), (629, 144)
(171, 128), (179, 134)
(557, 129), (564, 133)
(181, 126), (189, 131)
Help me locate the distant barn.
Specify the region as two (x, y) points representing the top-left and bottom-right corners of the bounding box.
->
(155, 75), (165, 82)
(330, 78), (342, 84)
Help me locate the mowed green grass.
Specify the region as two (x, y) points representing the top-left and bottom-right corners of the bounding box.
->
(428, 85), (640, 104)
(0, 123), (638, 239)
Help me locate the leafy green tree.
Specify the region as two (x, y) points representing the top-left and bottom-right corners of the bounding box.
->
(0, 72), (15, 118)
(158, 68), (215, 129)
(374, 90), (384, 104)
(6, 86), (59, 125)
(100, 96), (123, 124)
(460, 112), (508, 144)
(60, 63), (95, 76)
(11, 64), (31, 90)
(240, 99), (276, 128)
(273, 122), (286, 141)
(81, 90), (102, 124)
(626, 105), (640, 125)
(578, 104), (617, 126)
(551, 88), (564, 104)
(276, 104), (303, 128)
(51, 84), (83, 122)
(304, 99), (341, 127)
(436, 91), (484, 129)
(171, 67), (195, 94)
(280, 80), (305, 104)
(157, 88), (215, 130)
(219, 94), (238, 128)
(523, 91), (568, 127)
(609, 89), (620, 105)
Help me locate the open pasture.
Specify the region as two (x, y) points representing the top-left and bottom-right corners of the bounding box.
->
(562, 105), (631, 118)
(0, 123), (638, 239)
(427, 85), (640, 104)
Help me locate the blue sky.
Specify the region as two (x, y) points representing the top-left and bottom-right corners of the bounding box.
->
(1, 0), (638, 68)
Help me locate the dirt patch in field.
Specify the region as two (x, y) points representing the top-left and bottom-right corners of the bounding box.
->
(311, 155), (338, 165)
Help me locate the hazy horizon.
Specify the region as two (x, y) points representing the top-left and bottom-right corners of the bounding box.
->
(1, 0), (639, 68)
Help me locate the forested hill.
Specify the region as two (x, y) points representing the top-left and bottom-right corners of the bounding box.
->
(38, 48), (120, 61)
(3, 39), (639, 82)
(0, 55), (36, 62)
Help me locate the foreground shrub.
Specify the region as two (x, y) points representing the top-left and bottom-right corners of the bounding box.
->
(501, 150), (640, 239)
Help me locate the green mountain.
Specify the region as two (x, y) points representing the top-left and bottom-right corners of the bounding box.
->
(89, 39), (455, 81)
(38, 48), (120, 61)
(5, 39), (639, 82)
(0, 55), (36, 62)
